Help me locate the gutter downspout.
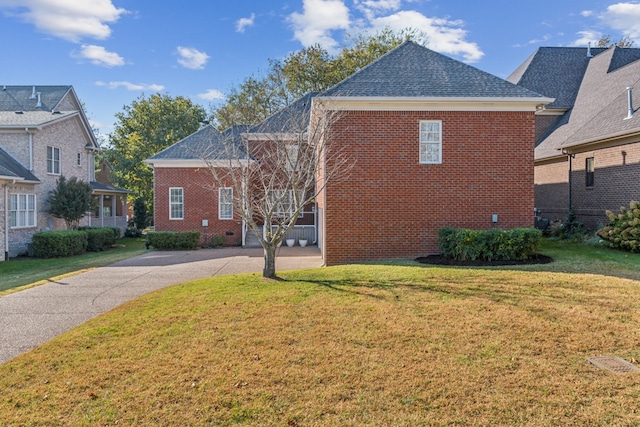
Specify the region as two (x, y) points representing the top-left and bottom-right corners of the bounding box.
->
(25, 128), (33, 171)
(4, 183), (10, 261)
(562, 149), (575, 215)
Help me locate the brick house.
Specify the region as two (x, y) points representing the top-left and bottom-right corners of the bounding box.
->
(147, 42), (552, 265)
(508, 46), (640, 229)
(0, 85), (129, 260)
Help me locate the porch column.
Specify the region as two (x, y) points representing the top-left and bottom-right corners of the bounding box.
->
(111, 195), (116, 226)
(99, 195), (104, 227)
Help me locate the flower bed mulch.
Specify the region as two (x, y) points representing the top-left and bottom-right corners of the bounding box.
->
(415, 254), (553, 267)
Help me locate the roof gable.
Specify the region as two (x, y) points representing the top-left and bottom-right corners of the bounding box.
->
(249, 92), (316, 134)
(320, 41), (546, 100)
(0, 86), (72, 112)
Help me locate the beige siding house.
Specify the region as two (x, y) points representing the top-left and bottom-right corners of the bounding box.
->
(0, 85), (128, 259)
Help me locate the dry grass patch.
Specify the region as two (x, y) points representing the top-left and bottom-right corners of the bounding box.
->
(2, 264), (640, 426)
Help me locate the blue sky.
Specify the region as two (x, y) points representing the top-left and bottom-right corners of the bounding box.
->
(1, 0), (640, 143)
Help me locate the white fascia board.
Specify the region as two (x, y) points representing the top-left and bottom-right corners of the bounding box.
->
(313, 96), (555, 112)
(145, 159), (253, 168)
(243, 133), (302, 141)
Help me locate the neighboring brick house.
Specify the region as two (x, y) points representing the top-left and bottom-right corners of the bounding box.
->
(148, 42), (551, 265)
(0, 85), (128, 259)
(508, 46), (640, 229)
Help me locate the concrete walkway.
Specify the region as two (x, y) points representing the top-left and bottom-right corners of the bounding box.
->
(0, 246), (322, 364)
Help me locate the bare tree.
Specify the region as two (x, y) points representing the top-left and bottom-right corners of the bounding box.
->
(198, 95), (349, 278)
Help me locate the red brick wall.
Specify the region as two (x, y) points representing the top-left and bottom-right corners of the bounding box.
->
(534, 159), (568, 223)
(570, 143), (640, 229)
(321, 110), (536, 265)
(153, 167), (242, 246)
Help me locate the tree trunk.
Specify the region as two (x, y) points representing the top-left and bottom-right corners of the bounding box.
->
(263, 244), (277, 278)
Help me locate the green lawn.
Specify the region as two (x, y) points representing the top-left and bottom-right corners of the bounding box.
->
(0, 237), (147, 293)
(1, 239), (640, 425)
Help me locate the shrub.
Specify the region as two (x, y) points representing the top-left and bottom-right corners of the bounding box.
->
(438, 227), (542, 261)
(32, 230), (88, 258)
(124, 226), (143, 238)
(146, 231), (200, 250)
(597, 201), (640, 252)
(549, 208), (586, 241)
(86, 228), (117, 251)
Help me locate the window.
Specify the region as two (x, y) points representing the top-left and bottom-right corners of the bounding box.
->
(419, 120), (442, 164)
(169, 188), (184, 220)
(47, 146), (60, 174)
(268, 190), (304, 218)
(219, 188), (233, 220)
(285, 144), (300, 172)
(586, 157), (594, 187)
(10, 194), (36, 228)
(77, 153), (82, 167)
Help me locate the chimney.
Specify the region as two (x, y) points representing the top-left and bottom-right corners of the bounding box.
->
(36, 92), (42, 108)
(30, 85), (37, 99)
(626, 86), (634, 120)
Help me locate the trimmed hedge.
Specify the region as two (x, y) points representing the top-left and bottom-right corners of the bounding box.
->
(32, 230), (88, 258)
(597, 201), (640, 252)
(78, 227), (120, 251)
(438, 227), (542, 261)
(146, 231), (200, 250)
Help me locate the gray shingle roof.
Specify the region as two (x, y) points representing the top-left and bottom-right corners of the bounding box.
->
(533, 46), (640, 160)
(320, 41), (546, 99)
(0, 110), (76, 127)
(90, 181), (130, 194)
(250, 92), (317, 133)
(0, 85), (72, 112)
(508, 47), (610, 110)
(148, 125), (250, 161)
(0, 147), (39, 182)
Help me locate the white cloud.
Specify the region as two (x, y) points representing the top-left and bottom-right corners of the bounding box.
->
(572, 29), (603, 47)
(599, 2), (640, 41)
(95, 81), (164, 91)
(176, 46), (210, 70)
(370, 11), (484, 62)
(236, 13), (255, 33)
(197, 89), (226, 101)
(75, 44), (124, 67)
(287, 0), (351, 53)
(581, 10), (594, 17)
(0, 0), (127, 42)
(287, 1), (483, 62)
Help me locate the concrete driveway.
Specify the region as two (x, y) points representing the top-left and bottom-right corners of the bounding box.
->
(0, 246), (322, 364)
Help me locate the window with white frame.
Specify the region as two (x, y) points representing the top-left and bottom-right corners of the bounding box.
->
(47, 146), (61, 174)
(10, 194), (37, 228)
(169, 187), (184, 220)
(219, 188), (233, 220)
(269, 189), (304, 218)
(419, 120), (442, 164)
(285, 144), (300, 172)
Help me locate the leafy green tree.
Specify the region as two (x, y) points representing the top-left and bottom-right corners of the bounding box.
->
(47, 176), (95, 230)
(105, 93), (207, 213)
(210, 27), (427, 129)
(132, 197), (148, 230)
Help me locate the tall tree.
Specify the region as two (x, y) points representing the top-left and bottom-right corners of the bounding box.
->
(48, 176), (95, 230)
(201, 103), (350, 278)
(105, 93), (207, 213)
(596, 35), (635, 48)
(210, 27), (427, 129)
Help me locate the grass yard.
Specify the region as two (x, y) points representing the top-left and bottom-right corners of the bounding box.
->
(2, 240), (640, 425)
(0, 237), (147, 294)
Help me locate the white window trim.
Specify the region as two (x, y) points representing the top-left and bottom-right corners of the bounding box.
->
(419, 120), (442, 164)
(10, 193), (37, 228)
(219, 187), (233, 220)
(47, 146), (61, 175)
(169, 187), (184, 220)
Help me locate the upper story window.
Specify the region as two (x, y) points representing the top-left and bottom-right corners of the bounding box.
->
(169, 187), (184, 220)
(10, 194), (36, 228)
(419, 120), (442, 164)
(47, 146), (60, 174)
(586, 157), (595, 187)
(285, 144), (300, 172)
(219, 188), (233, 220)
(77, 153), (82, 167)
